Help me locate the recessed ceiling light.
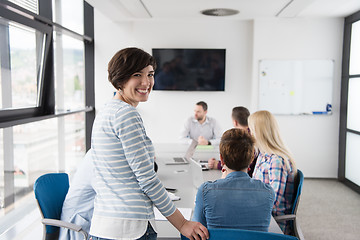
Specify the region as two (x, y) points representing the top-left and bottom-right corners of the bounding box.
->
(201, 8), (239, 17)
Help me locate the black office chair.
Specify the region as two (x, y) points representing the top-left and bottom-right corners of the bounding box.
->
(34, 173), (88, 240)
(274, 169), (305, 240)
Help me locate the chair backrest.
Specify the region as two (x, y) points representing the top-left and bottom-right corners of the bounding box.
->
(291, 169), (304, 214)
(34, 173), (70, 235)
(181, 228), (299, 240)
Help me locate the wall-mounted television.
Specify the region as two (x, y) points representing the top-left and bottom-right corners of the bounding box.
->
(152, 48), (226, 91)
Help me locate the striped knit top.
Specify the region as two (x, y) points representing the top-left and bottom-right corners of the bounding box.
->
(89, 100), (176, 238)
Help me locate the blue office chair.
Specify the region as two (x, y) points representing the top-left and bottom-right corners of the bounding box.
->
(34, 173), (88, 240)
(274, 169), (305, 240)
(181, 228), (299, 240)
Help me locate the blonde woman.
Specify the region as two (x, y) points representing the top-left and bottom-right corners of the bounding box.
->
(248, 110), (297, 234)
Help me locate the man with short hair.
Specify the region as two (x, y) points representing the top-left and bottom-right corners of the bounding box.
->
(192, 128), (275, 231)
(231, 106), (250, 130)
(208, 106), (257, 177)
(180, 101), (222, 145)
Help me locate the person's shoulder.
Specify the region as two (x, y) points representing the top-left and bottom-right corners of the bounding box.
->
(266, 154), (288, 168)
(188, 116), (196, 121)
(111, 101), (138, 117)
(201, 179), (222, 190)
(262, 153), (282, 163)
(250, 178), (275, 195)
(207, 116), (219, 123)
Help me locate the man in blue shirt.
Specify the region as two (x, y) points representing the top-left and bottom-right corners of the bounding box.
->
(192, 128), (275, 231)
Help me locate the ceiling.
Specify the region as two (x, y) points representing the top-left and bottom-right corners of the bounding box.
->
(85, 0), (360, 22)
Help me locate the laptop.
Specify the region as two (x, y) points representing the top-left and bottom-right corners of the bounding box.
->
(164, 140), (198, 165)
(189, 158), (205, 189)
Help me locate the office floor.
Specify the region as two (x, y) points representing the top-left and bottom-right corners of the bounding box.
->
(1, 179), (359, 240)
(297, 179), (360, 240)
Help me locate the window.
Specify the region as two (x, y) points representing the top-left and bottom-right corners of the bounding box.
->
(9, 0), (38, 14)
(52, 0), (83, 34)
(340, 12), (360, 193)
(347, 77), (360, 132)
(0, 0), (94, 235)
(54, 34), (85, 111)
(345, 132), (360, 186)
(0, 18), (46, 110)
(349, 21), (360, 75)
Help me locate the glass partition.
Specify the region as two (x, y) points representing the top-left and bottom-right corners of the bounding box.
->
(347, 78), (360, 132)
(345, 132), (360, 186)
(341, 16), (360, 193)
(349, 21), (360, 75)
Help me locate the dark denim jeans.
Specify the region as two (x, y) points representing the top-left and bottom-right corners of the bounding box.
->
(90, 222), (157, 240)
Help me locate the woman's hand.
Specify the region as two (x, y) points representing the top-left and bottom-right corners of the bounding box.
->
(180, 220), (209, 240)
(167, 209), (209, 240)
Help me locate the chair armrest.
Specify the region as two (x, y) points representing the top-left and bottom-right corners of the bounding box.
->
(296, 223), (306, 240)
(41, 219), (88, 239)
(274, 214), (296, 222)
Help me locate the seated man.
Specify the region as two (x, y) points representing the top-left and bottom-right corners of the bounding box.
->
(59, 150), (95, 240)
(208, 106), (257, 177)
(59, 150), (159, 240)
(192, 128), (275, 231)
(180, 101), (222, 145)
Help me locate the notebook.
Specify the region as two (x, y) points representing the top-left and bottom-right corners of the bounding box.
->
(164, 140), (198, 165)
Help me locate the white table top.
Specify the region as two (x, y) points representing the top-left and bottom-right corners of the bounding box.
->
(153, 143), (283, 239)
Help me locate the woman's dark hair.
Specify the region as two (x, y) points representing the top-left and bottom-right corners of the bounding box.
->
(108, 47), (157, 90)
(220, 128), (255, 171)
(232, 106), (250, 127)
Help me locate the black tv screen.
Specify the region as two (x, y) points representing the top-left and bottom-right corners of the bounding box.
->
(152, 48), (225, 91)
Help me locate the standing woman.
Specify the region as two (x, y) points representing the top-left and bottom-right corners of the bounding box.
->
(248, 110), (297, 234)
(89, 48), (208, 240)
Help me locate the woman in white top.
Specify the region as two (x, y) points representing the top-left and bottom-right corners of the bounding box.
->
(89, 48), (209, 240)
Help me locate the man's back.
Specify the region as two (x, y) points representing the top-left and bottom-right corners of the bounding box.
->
(59, 150), (95, 240)
(193, 171), (275, 231)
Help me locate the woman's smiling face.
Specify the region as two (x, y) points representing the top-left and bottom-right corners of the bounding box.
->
(120, 65), (155, 107)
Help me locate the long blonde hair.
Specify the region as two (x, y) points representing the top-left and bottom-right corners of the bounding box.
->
(248, 110), (296, 173)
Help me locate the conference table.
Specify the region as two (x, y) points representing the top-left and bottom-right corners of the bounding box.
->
(153, 143), (283, 239)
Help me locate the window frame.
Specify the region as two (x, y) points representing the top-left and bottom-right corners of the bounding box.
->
(0, 1), (52, 122)
(0, 0), (94, 136)
(0, 0), (95, 225)
(339, 10), (360, 193)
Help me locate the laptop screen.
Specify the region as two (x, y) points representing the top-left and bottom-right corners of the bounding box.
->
(184, 140), (198, 160)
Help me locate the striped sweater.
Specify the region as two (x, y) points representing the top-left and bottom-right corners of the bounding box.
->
(90, 100), (176, 236)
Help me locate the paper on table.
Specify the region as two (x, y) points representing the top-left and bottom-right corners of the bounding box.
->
(154, 207), (192, 221)
(196, 145), (214, 150)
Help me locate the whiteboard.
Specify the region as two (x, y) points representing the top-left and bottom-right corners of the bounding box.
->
(258, 60), (334, 115)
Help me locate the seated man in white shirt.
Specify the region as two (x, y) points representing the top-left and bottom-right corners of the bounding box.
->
(180, 101), (222, 145)
(59, 150), (159, 240)
(59, 150), (95, 240)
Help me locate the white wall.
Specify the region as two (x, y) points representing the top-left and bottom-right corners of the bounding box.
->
(132, 19), (254, 144)
(93, 12), (344, 178)
(252, 18), (344, 178)
(93, 9), (134, 109)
